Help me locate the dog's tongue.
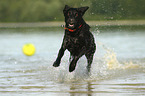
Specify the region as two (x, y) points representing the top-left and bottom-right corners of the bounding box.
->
(69, 24), (74, 27)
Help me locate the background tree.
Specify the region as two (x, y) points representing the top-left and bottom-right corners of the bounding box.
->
(0, 0), (145, 22)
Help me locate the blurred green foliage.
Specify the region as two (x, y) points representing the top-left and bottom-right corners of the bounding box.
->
(0, 0), (145, 22)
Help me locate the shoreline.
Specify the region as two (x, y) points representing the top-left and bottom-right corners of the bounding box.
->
(0, 20), (145, 28)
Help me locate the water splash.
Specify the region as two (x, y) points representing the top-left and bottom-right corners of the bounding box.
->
(33, 42), (144, 83)
(98, 42), (140, 70)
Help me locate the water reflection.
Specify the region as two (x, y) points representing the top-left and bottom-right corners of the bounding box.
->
(69, 82), (93, 96)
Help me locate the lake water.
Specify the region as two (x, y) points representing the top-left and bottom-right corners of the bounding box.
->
(0, 26), (145, 96)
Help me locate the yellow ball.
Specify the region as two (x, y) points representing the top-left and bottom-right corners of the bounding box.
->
(22, 43), (36, 56)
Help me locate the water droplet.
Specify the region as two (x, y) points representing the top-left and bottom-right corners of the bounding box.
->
(96, 30), (100, 35)
(23, 70), (25, 73)
(91, 13), (94, 15)
(14, 61), (17, 64)
(61, 25), (64, 27)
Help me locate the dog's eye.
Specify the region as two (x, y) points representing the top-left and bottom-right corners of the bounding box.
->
(68, 11), (71, 16)
(75, 13), (78, 17)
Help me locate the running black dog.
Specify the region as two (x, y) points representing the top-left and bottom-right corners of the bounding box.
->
(53, 5), (96, 72)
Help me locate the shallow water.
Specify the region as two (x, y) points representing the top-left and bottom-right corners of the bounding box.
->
(0, 26), (145, 96)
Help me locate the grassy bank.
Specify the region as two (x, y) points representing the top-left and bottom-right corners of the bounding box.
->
(0, 20), (145, 28)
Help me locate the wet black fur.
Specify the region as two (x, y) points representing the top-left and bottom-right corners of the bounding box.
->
(53, 5), (96, 72)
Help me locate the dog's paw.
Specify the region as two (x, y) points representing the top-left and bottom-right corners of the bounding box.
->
(69, 68), (75, 72)
(53, 61), (60, 67)
(86, 66), (91, 72)
(69, 63), (76, 72)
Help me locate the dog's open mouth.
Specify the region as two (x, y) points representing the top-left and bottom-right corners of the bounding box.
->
(68, 24), (74, 28)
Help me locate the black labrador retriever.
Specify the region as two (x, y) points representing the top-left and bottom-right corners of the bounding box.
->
(53, 5), (96, 72)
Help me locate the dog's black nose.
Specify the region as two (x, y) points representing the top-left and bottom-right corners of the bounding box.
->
(70, 19), (74, 22)
(69, 18), (75, 24)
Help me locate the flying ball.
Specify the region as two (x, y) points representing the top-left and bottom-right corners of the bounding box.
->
(22, 43), (36, 56)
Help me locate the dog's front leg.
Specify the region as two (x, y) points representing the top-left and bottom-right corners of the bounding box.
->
(53, 46), (65, 67)
(69, 56), (79, 72)
(69, 47), (86, 72)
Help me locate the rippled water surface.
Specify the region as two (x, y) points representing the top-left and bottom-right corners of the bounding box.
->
(0, 26), (145, 96)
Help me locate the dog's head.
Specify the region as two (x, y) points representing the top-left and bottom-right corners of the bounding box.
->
(63, 5), (89, 29)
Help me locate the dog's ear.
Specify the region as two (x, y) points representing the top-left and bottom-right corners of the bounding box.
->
(78, 6), (89, 16)
(63, 5), (70, 14)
